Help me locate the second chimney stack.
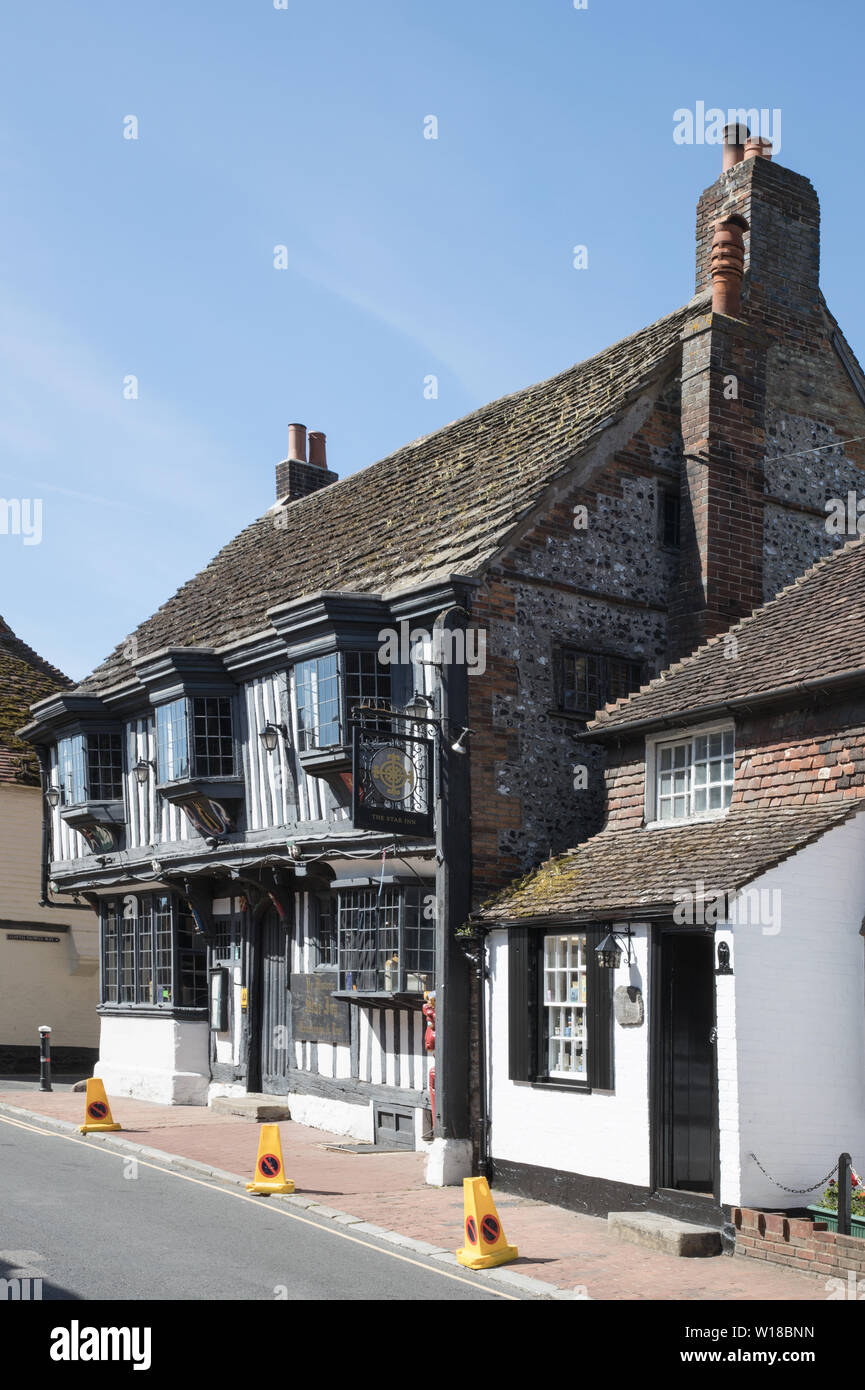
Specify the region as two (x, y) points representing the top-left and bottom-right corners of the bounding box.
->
(288, 422), (307, 463)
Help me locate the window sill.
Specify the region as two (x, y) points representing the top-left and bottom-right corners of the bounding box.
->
(644, 810), (729, 830)
(515, 1077), (594, 1094)
(298, 745), (352, 777)
(97, 1004), (208, 1020)
(332, 990), (426, 1011)
(156, 777), (245, 806)
(60, 800), (125, 829)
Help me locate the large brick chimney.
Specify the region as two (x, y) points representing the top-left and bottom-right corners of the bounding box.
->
(670, 129), (823, 658)
(275, 423), (338, 501)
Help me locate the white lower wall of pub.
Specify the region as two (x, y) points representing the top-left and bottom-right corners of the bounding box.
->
(287, 1092), (375, 1141)
(721, 811), (865, 1209)
(96, 1014), (210, 1105)
(487, 923), (651, 1187)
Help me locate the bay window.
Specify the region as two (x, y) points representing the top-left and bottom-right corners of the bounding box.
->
(156, 696), (236, 782)
(295, 651), (391, 751)
(100, 894), (207, 1008)
(336, 885), (434, 995)
(57, 731), (123, 806)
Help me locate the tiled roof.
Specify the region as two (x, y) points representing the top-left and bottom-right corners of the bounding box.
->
(0, 619), (70, 785)
(74, 303), (697, 695)
(475, 800), (863, 923)
(587, 535), (865, 735)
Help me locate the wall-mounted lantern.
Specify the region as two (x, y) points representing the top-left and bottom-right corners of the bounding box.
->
(595, 926), (634, 970)
(133, 758), (156, 785)
(259, 722), (287, 753)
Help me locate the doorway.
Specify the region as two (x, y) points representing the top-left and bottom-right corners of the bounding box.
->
(654, 930), (717, 1195)
(255, 909), (291, 1095)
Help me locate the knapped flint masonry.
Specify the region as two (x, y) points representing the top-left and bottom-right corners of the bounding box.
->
(19, 131), (865, 1184)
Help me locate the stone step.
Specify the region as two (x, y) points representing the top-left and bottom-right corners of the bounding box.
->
(608, 1211), (722, 1258)
(210, 1094), (291, 1122)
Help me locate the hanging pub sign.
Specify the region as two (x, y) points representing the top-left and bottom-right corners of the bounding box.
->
(351, 726), (434, 837)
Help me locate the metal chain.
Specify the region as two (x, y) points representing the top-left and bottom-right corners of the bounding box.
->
(748, 1152), (839, 1195)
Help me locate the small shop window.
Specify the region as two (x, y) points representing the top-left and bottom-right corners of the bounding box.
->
(542, 932), (589, 1080)
(508, 923), (613, 1090)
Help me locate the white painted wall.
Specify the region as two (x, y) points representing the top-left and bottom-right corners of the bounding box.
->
(721, 811), (865, 1208)
(96, 1014), (210, 1105)
(487, 923), (651, 1186)
(286, 1092), (374, 1141)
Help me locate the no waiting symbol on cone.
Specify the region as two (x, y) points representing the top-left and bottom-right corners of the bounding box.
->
(465, 1216), (478, 1245)
(482, 1214), (500, 1243)
(88, 1101), (108, 1120)
(259, 1153), (281, 1179)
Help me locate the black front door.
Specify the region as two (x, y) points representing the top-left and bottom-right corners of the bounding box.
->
(257, 909), (291, 1095)
(657, 931), (716, 1193)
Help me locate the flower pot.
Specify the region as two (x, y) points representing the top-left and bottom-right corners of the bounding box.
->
(806, 1204), (865, 1239)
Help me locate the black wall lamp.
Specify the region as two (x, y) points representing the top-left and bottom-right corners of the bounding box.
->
(595, 926), (634, 970)
(259, 721), (288, 752)
(133, 758), (156, 785)
(45, 785), (61, 809)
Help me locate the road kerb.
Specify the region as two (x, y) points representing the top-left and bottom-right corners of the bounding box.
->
(0, 1098), (579, 1301)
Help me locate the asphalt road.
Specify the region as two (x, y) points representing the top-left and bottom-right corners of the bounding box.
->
(0, 1114), (510, 1301)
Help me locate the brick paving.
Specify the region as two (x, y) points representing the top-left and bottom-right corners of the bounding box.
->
(0, 1089), (830, 1301)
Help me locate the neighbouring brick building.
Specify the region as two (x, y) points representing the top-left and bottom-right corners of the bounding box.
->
(19, 127), (865, 1184)
(478, 534), (865, 1245)
(0, 619), (98, 1073)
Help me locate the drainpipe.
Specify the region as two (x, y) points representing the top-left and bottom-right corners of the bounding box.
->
(35, 745), (54, 907)
(460, 923), (492, 1181)
(430, 601), (473, 1184)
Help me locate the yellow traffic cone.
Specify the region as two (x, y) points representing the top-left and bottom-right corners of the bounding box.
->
(246, 1123), (295, 1195)
(456, 1176), (518, 1269)
(78, 1078), (121, 1134)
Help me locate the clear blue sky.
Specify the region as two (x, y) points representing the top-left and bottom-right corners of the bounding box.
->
(1, 0), (863, 680)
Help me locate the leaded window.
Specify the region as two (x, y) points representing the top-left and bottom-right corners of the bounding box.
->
(100, 894), (207, 1008)
(156, 696), (235, 781)
(57, 731), (123, 805)
(316, 894), (338, 968)
(655, 729), (735, 821)
(295, 651), (391, 751)
(555, 647), (643, 717)
(337, 886), (433, 994)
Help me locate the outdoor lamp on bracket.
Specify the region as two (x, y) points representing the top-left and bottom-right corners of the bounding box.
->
(595, 927), (634, 970)
(259, 722), (288, 752)
(450, 727), (472, 755)
(133, 758), (156, 785)
(404, 692), (435, 722)
(45, 785), (61, 809)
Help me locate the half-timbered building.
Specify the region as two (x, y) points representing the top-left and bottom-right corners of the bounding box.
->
(20, 131), (865, 1181)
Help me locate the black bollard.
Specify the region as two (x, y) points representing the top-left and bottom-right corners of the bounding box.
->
(38, 1025), (52, 1092)
(838, 1152), (852, 1237)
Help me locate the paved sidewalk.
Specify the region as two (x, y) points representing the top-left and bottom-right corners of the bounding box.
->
(0, 1089), (830, 1301)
